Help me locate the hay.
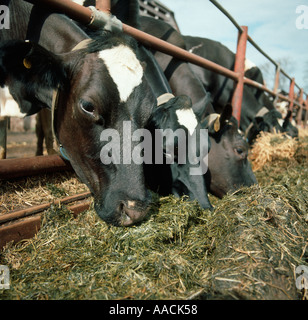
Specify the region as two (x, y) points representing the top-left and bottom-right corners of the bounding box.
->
(0, 172), (88, 215)
(249, 132), (298, 171)
(0, 137), (307, 300)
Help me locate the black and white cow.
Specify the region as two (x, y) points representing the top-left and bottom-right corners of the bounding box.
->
(145, 93), (212, 209)
(145, 94), (256, 205)
(0, 0), (157, 226)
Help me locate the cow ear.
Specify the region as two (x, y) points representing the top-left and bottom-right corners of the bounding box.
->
(0, 40), (66, 114)
(220, 103), (233, 126)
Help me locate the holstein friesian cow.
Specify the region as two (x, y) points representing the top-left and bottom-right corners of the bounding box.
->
(62, 0), (216, 209)
(204, 104), (257, 198)
(0, 0), (158, 226)
(145, 94), (256, 204)
(139, 17), (295, 144)
(145, 93), (212, 210)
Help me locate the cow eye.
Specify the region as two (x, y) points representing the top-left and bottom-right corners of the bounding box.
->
(235, 147), (243, 155)
(80, 99), (95, 116)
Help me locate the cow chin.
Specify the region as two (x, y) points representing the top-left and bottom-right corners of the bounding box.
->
(94, 193), (152, 227)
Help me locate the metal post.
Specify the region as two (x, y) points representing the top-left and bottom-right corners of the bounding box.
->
(296, 88), (303, 126)
(231, 26), (248, 124)
(288, 77), (295, 119)
(96, 0), (111, 13)
(0, 117), (8, 159)
(273, 64), (280, 93)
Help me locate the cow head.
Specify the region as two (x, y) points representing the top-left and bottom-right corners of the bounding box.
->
(145, 94), (212, 210)
(0, 35), (155, 226)
(281, 110), (299, 139)
(204, 104), (257, 198)
(246, 108), (283, 144)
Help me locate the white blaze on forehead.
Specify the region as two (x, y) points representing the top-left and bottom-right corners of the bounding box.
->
(0, 86), (26, 118)
(98, 45), (143, 102)
(71, 0), (86, 6)
(175, 108), (198, 136)
(244, 58), (256, 71)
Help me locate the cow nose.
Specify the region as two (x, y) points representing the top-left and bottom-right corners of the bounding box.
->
(118, 199), (151, 227)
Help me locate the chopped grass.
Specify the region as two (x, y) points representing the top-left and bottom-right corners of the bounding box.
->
(0, 135), (307, 300)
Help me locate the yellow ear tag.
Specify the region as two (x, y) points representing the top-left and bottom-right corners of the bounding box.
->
(214, 115), (221, 132)
(23, 58), (32, 69)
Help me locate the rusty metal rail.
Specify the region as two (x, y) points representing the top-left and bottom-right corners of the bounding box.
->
(23, 0), (308, 125)
(209, 0), (307, 123)
(0, 155), (72, 180)
(0, 192), (91, 250)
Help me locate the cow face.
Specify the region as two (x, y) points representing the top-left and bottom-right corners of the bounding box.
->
(145, 95), (212, 210)
(205, 104), (257, 198)
(246, 109), (283, 144)
(0, 37), (155, 226)
(281, 110), (299, 139)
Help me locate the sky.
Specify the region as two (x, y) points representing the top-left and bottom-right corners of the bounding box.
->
(159, 0), (308, 93)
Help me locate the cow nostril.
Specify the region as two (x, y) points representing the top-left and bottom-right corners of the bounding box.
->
(118, 201), (149, 227)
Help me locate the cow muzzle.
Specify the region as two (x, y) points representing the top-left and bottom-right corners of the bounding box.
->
(118, 199), (150, 227)
(94, 191), (152, 227)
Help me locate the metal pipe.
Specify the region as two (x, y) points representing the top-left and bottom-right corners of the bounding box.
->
(273, 65), (281, 93)
(0, 155), (72, 180)
(25, 0), (92, 24)
(24, 0), (307, 115)
(24, 0), (240, 81)
(209, 0), (243, 33)
(231, 26), (248, 124)
(95, 0), (111, 13)
(122, 24), (240, 81)
(209, 0), (307, 97)
(288, 78), (295, 116)
(0, 192), (91, 225)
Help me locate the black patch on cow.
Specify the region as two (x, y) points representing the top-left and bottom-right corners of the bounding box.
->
(26, 5), (52, 43)
(0, 40), (66, 89)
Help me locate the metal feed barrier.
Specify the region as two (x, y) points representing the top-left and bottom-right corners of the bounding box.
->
(0, 0), (307, 249)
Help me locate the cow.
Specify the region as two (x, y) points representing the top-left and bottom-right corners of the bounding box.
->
(0, 0), (158, 226)
(145, 94), (256, 206)
(205, 104), (257, 198)
(139, 16), (296, 144)
(144, 93), (212, 210)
